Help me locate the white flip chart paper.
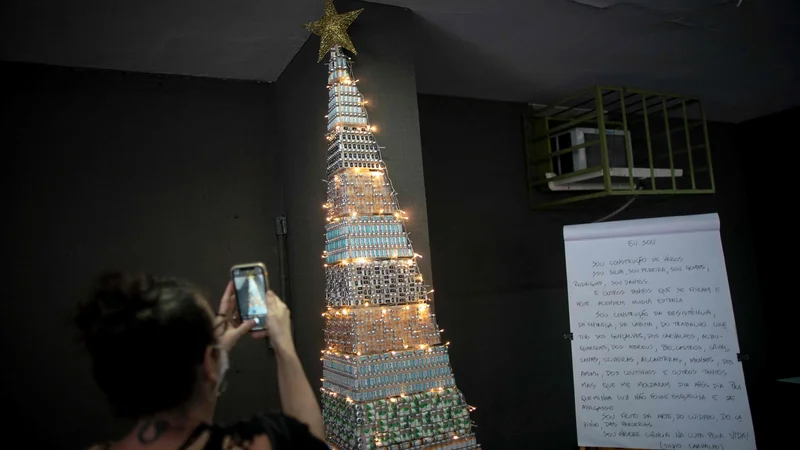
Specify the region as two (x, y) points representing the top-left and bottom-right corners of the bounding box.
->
(564, 213), (756, 450)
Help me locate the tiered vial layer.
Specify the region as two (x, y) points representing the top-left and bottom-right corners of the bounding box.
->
(321, 46), (478, 450)
(326, 129), (382, 176)
(323, 303), (441, 354)
(326, 168), (396, 217)
(325, 259), (426, 307)
(324, 216), (414, 264)
(327, 84), (368, 130)
(323, 346), (456, 401)
(322, 388), (478, 450)
(324, 52), (381, 176)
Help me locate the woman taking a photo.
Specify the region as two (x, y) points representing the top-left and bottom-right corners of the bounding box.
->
(77, 272), (327, 450)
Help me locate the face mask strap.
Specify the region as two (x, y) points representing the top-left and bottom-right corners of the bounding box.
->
(213, 346), (229, 396)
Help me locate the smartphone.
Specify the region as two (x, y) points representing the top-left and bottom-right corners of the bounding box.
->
(230, 262), (269, 332)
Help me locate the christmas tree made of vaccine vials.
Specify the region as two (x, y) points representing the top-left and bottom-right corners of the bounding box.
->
(306, 2), (479, 449)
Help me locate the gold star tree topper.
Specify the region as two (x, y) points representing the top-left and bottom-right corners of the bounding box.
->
(304, 0), (363, 62)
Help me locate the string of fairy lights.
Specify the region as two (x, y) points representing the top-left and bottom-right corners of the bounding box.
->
(321, 52), (434, 303)
(318, 46), (478, 450)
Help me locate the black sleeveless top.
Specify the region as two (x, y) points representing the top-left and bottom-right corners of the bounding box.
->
(181, 413), (329, 450)
(94, 413), (329, 450)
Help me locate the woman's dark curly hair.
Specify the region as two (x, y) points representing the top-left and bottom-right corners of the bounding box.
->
(76, 272), (216, 418)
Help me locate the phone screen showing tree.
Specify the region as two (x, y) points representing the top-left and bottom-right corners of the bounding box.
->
(232, 267), (267, 331)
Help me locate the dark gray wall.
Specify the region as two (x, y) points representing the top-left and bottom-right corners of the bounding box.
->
(417, 94), (782, 448)
(0, 63), (283, 448)
(740, 107), (800, 429)
(272, 0), (432, 399)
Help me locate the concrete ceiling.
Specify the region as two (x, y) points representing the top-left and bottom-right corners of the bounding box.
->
(1, 0), (797, 122)
(387, 0), (800, 122)
(0, 0), (319, 81)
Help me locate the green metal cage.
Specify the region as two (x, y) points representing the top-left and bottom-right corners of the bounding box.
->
(523, 86), (715, 209)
